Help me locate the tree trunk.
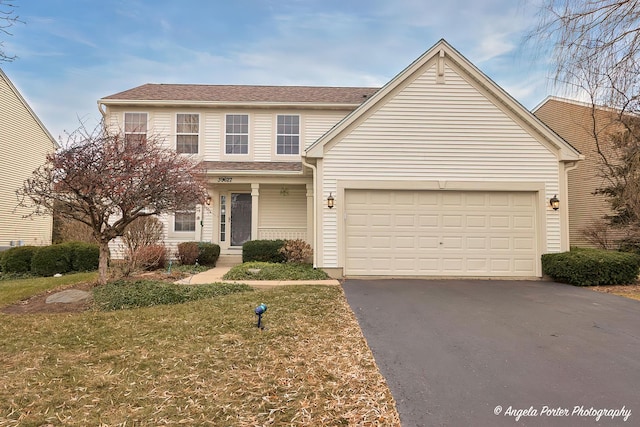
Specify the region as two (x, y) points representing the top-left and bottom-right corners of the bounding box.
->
(98, 240), (110, 285)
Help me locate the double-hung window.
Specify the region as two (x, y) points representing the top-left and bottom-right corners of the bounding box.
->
(174, 206), (196, 232)
(124, 112), (147, 144)
(276, 115), (300, 155)
(176, 113), (199, 154)
(225, 114), (249, 154)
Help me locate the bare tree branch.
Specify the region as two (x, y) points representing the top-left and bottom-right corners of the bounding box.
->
(17, 121), (209, 284)
(0, 1), (23, 62)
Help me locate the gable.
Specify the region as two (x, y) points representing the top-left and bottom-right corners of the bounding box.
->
(305, 40), (581, 163)
(0, 69), (56, 147)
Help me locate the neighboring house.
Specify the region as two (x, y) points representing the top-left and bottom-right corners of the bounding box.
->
(98, 39), (582, 278)
(534, 97), (625, 248)
(0, 68), (57, 250)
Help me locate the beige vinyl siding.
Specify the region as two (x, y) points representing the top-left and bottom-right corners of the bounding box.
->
(304, 111), (351, 148)
(203, 112), (221, 160)
(253, 113), (272, 161)
(321, 62), (560, 268)
(534, 99), (624, 248)
(258, 185), (307, 240)
(153, 111), (171, 147)
(105, 106), (352, 162)
(0, 71), (55, 247)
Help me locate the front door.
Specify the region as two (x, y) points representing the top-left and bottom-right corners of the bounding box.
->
(231, 193), (252, 246)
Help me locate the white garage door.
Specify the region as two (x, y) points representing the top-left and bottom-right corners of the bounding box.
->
(345, 190), (538, 276)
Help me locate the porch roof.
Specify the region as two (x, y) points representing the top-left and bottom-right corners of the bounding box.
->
(203, 161), (303, 173)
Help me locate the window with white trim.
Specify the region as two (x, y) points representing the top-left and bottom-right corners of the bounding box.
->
(220, 195), (226, 242)
(124, 112), (147, 144)
(276, 115), (300, 155)
(225, 114), (249, 154)
(176, 113), (199, 154)
(174, 206), (196, 232)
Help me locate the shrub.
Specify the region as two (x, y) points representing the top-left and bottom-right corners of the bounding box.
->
(31, 244), (72, 276)
(177, 242), (199, 265)
(542, 248), (640, 286)
(198, 242), (221, 266)
(242, 240), (285, 263)
(0, 246), (39, 273)
(29, 242), (99, 276)
(223, 261), (329, 281)
(122, 216), (164, 254)
(92, 280), (253, 311)
(135, 245), (168, 271)
(279, 239), (313, 263)
(67, 242), (99, 272)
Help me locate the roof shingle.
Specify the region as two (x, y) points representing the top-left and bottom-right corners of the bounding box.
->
(202, 161), (303, 173)
(102, 84), (379, 104)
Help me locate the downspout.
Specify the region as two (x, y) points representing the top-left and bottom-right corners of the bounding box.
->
(301, 156), (318, 268)
(561, 160), (580, 251)
(97, 101), (106, 119)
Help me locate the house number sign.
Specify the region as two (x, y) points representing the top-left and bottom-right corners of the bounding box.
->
(218, 177), (233, 183)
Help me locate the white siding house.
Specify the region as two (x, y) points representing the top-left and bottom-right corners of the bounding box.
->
(0, 69), (56, 250)
(306, 40), (582, 277)
(99, 39), (581, 277)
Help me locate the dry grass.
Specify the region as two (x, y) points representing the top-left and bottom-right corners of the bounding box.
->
(0, 285), (400, 426)
(590, 284), (640, 301)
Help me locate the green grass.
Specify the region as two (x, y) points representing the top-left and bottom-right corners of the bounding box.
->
(223, 262), (330, 281)
(93, 279), (253, 310)
(0, 272), (97, 306)
(0, 286), (399, 426)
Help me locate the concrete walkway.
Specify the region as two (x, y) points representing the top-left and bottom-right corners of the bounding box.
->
(175, 255), (341, 288)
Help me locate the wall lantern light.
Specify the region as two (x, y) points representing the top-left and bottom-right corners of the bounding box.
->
(549, 195), (560, 210)
(205, 196), (212, 206)
(327, 192), (335, 209)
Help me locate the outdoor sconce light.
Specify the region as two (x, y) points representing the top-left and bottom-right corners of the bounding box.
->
(327, 192), (335, 209)
(549, 195), (560, 210)
(205, 196), (212, 206)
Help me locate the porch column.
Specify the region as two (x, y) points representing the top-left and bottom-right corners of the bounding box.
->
(251, 183), (259, 241)
(306, 183), (314, 248)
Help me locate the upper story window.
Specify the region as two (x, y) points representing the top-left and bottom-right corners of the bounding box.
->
(277, 115), (300, 155)
(174, 206), (196, 232)
(225, 114), (249, 154)
(124, 112), (147, 144)
(176, 113), (199, 154)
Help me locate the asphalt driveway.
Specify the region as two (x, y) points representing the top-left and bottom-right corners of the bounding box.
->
(342, 279), (640, 426)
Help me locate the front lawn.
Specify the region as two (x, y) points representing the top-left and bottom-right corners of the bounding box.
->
(223, 261), (330, 281)
(0, 272), (97, 306)
(0, 284), (399, 425)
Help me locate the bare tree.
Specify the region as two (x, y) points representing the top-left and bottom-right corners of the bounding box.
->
(529, 0), (640, 246)
(17, 122), (208, 284)
(529, 0), (640, 112)
(0, 1), (22, 62)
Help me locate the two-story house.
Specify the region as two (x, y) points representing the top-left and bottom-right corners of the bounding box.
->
(0, 68), (57, 250)
(98, 39), (582, 278)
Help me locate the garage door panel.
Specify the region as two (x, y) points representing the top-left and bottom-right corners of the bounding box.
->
(345, 190), (538, 276)
(489, 216), (511, 228)
(514, 237), (535, 250)
(467, 237), (487, 250)
(467, 258), (489, 271)
(419, 215), (439, 227)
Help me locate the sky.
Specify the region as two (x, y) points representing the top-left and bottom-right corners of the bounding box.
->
(1, 0), (558, 143)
